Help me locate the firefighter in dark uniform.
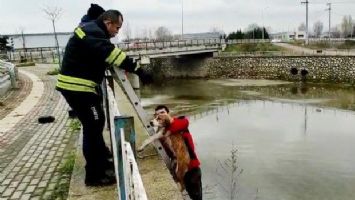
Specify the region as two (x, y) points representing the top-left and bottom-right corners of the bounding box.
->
(56, 10), (152, 186)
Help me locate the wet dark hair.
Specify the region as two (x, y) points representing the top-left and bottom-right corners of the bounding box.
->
(97, 10), (123, 24)
(155, 105), (169, 113)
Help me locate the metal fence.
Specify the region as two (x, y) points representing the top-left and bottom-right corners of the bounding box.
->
(7, 47), (63, 63)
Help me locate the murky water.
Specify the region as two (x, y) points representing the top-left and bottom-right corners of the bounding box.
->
(140, 79), (355, 200)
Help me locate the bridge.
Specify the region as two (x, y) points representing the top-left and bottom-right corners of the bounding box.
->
(5, 39), (271, 63)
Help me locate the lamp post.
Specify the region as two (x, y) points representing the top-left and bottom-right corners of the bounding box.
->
(181, 0), (184, 40)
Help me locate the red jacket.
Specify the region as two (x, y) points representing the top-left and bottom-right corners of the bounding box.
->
(167, 116), (200, 170)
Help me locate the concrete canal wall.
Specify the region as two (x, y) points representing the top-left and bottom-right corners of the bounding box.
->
(149, 56), (355, 84)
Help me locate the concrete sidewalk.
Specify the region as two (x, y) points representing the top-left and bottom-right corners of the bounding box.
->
(0, 64), (78, 200)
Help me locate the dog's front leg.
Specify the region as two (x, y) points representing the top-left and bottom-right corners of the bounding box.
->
(137, 128), (165, 152)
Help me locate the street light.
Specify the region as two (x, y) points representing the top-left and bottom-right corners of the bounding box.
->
(181, 0), (184, 40)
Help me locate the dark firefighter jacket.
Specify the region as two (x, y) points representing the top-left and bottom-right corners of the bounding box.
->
(56, 19), (137, 94)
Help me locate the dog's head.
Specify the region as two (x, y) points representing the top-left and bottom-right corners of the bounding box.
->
(150, 114), (171, 128)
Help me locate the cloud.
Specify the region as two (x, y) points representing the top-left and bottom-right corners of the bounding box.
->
(0, 0), (354, 35)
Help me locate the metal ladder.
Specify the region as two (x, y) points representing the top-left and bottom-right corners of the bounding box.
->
(111, 68), (173, 172)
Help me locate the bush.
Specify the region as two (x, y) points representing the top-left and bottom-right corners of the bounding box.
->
(338, 40), (355, 49)
(47, 67), (60, 75)
(16, 62), (35, 67)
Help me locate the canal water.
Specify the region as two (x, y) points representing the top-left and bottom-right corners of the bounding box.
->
(140, 79), (355, 200)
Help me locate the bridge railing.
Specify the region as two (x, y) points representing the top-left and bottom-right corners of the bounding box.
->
(116, 39), (224, 51)
(5, 38), (274, 62)
(0, 59), (18, 89)
(104, 73), (148, 200)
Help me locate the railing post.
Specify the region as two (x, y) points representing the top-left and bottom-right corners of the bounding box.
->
(116, 116), (136, 158)
(114, 117), (129, 200)
(40, 49), (44, 63)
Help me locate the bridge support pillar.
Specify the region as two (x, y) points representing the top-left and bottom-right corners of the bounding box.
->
(127, 73), (140, 89)
(140, 56), (151, 65)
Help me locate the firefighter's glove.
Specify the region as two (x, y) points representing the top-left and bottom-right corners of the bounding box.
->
(135, 68), (153, 85)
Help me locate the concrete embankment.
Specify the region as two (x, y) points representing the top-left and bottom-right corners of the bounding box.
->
(148, 55), (355, 84)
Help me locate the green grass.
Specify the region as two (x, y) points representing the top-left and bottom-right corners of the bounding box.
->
(290, 40), (355, 50)
(48, 152), (76, 200)
(69, 119), (81, 132)
(338, 40), (355, 49)
(46, 67), (60, 76)
(48, 119), (81, 200)
(225, 43), (283, 52)
(15, 62), (35, 67)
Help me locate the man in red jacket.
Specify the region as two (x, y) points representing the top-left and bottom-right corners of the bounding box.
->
(154, 105), (202, 200)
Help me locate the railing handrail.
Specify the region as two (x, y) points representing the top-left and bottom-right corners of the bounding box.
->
(0, 59), (18, 88)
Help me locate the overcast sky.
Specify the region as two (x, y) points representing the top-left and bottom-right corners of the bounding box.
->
(0, 0), (355, 37)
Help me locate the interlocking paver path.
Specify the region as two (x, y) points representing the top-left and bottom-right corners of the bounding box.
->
(0, 64), (78, 200)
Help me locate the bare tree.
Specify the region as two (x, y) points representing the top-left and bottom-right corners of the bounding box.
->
(43, 6), (62, 65)
(155, 26), (173, 41)
(298, 22), (306, 31)
(148, 28), (154, 40)
(140, 28), (148, 41)
(341, 15), (353, 37)
(122, 21), (132, 42)
(331, 26), (341, 38)
(210, 26), (226, 39)
(313, 21), (324, 38)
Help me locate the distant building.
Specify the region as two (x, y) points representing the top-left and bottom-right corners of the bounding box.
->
(5, 32), (72, 49)
(270, 31), (306, 42)
(181, 32), (222, 40)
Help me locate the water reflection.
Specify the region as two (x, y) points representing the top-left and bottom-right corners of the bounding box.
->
(190, 101), (355, 200)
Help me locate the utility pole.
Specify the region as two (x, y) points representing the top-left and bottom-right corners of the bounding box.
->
(326, 3), (331, 41)
(301, 0), (309, 45)
(181, 0), (184, 40)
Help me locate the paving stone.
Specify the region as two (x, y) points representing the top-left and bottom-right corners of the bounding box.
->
(2, 187), (15, 197)
(29, 178), (40, 185)
(2, 178), (12, 185)
(24, 185), (36, 193)
(21, 176), (31, 183)
(0, 186), (6, 193)
(8, 181), (19, 188)
(20, 194), (31, 200)
(29, 196), (40, 200)
(17, 182), (28, 191)
(10, 191), (22, 199)
(12, 166), (21, 172)
(27, 170), (36, 176)
(38, 180), (49, 188)
(13, 175), (24, 181)
(24, 163), (32, 168)
(6, 173), (16, 179)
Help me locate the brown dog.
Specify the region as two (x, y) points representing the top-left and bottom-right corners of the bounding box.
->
(138, 115), (191, 191)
